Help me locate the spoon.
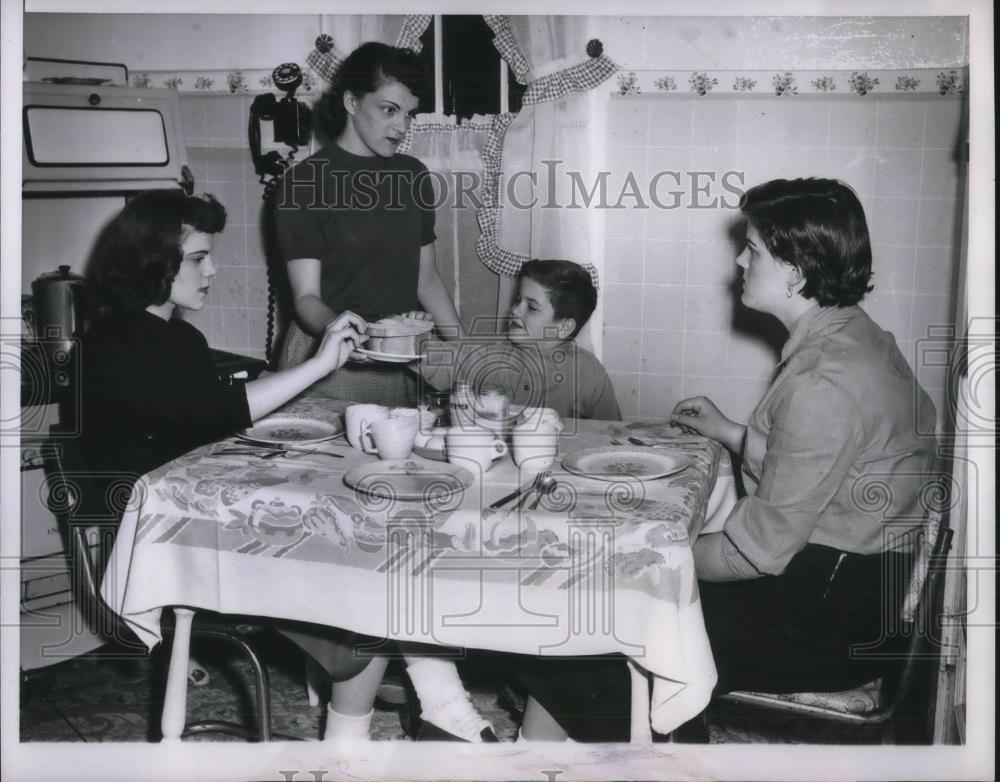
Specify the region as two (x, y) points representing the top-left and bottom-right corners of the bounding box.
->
(513, 472), (547, 512)
(527, 474), (558, 510)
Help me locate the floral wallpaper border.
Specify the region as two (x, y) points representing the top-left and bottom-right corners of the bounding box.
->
(51, 65), (970, 101)
(124, 68), (322, 94)
(613, 68), (969, 97)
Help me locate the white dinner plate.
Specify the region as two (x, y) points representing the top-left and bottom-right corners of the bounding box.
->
(344, 458), (473, 501)
(353, 347), (425, 364)
(561, 446), (690, 481)
(237, 416), (344, 446)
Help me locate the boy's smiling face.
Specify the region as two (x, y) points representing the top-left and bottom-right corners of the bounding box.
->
(508, 277), (575, 344)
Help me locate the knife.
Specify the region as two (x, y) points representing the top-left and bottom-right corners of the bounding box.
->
(489, 479), (535, 509)
(626, 435), (704, 448)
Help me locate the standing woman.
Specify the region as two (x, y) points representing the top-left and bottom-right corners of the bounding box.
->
(273, 42), (462, 406)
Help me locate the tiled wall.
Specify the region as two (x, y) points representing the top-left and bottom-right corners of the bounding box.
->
(603, 94), (966, 429)
(177, 94), (271, 361)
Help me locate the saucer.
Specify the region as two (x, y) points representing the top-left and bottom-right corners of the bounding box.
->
(354, 347), (424, 364)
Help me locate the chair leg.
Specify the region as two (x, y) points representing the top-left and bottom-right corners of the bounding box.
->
(189, 626), (273, 741)
(161, 608), (273, 742)
(161, 608), (194, 742)
(305, 656), (326, 708)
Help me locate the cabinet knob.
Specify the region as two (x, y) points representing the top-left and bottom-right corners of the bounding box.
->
(88, 93), (101, 106)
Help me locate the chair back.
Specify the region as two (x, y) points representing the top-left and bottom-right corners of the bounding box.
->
(50, 431), (144, 650)
(889, 508), (954, 703)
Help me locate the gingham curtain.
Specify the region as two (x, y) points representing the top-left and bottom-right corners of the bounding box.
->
(478, 16), (618, 353)
(308, 15), (432, 84)
(399, 118), (499, 335)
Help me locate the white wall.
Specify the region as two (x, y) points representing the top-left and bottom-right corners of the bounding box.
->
(600, 16), (969, 71)
(25, 14), (969, 74)
(24, 13), (323, 71)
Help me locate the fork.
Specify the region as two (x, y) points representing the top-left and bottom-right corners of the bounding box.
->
(216, 446), (344, 459)
(514, 471), (548, 512)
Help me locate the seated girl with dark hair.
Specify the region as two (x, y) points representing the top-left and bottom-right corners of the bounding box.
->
(78, 188), (363, 494)
(78, 188), (496, 744)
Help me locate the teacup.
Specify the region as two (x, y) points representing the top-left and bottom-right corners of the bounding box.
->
(369, 333), (417, 355)
(517, 406), (564, 433)
(346, 404), (390, 452)
(390, 407), (420, 423)
(446, 426), (508, 473)
(369, 417), (418, 460)
(512, 421), (560, 469)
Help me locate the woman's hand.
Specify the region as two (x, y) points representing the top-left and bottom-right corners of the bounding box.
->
(671, 396), (746, 453)
(313, 312), (366, 370)
(399, 310), (433, 322)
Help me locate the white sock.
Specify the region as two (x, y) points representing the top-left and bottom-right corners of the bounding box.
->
(323, 706), (373, 744)
(406, 658), (493, 742)
(406, 658), (467, 707)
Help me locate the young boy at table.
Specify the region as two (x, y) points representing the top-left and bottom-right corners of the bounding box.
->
(414, 259), (622, 422)
(414, 259), (625, 742)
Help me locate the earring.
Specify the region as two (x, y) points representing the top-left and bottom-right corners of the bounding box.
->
(786, 286), (794, 298)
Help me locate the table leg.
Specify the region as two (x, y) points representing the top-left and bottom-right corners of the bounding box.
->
(628, 661), (652, 744)
(160, 607), (194, 742)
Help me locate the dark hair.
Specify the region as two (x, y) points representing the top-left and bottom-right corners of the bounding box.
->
(314, 42), (428, 140)
(87, 189), (226, 312)
(739, 178), (873, 307)
(517, 260), (598, 339)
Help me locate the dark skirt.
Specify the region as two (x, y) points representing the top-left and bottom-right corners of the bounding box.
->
(514, 543), (914, 741)
(701, 543), (914, 694)
(516, 653), (633, 743)
(278, 319), (418, 407)
(273, 620), (384, 681)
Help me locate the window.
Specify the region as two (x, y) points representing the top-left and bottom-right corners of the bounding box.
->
(418, 15), (526, 119)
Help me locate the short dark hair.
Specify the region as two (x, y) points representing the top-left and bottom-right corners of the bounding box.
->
(739, 178), (873, 307)
(314, 42), (428, 140)
(87, 189), (226, 312)
(517, 260), (598, 339)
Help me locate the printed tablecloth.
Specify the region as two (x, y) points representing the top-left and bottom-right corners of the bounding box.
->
(101, 398), (722, 735)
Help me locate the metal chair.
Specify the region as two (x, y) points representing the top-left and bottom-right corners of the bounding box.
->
(718, 511), (954, 738)
(50, 436), (275, 741)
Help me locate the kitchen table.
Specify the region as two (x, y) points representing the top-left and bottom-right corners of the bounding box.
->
(100, 397), (725, 741)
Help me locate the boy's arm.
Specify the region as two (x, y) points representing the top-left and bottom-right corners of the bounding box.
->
(591, 374), (623, 422)
(580, 350), (623, 421)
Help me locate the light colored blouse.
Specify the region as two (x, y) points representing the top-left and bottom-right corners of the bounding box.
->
(721, 304), (938, 578)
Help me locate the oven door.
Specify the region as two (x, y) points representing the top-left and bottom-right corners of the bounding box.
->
(22, 82), (187, 193)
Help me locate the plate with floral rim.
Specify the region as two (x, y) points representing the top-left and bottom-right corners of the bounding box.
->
(561, 446), (690, 481)
(237, 416), (344, 446)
